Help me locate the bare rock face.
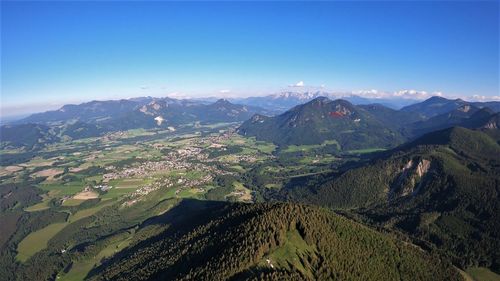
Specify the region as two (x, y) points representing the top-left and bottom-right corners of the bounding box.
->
(484, 122), (498, 129)
(457, 105), (471, 113)
(416, 159), (431, 177)
(389, 158), (431, 200)
(482, 115), (499, 129)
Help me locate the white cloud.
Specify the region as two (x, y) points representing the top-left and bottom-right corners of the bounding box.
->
(467, 95), (500, 102)
(393, 89), (432, 100)
(354, 89), (381, 98)
(219, 89), (231, 94)
(352, 89), (445, 100)
(166, 92), (191, 99)
(289, 81), (304, 87)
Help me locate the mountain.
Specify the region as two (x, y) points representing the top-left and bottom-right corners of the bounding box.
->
(231, 91), (330, 112)
(231, 91), (420, 112)
(18, 98), (155, 125)
(400, 96), (500, 119)
(0, 121), (108, 150)
(344, 95), (420, 109)
(282, 127), (500, 271)
(116, 98), (264, 128)
(194, 99), (265, 123)
(16, 97), (266, 127)
(403, 105), (494, 137)
(358, 103), (424, 129)
(361, 100), (500, 138)
(88, 201), (459, 281)
(400, 97), (469, 118)
(0, 124), (57, 149)
(237, 97), (404, 150)
(2, 98), (267, 149)
(479, 112), (500, 129)
(474, 101), (500, 112)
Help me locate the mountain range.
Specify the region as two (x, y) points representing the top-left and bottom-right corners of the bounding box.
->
(1, 98), (268, 149)
(238, 96), (500, 150)
(3, 95), (499, 152)
(237, 97), (405, 150)
(230, 91), (420, 111)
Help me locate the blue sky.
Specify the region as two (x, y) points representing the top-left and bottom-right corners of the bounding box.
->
(1, 1), (499, 116)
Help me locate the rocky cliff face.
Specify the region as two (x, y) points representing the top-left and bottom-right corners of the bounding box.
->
(389, 158), (431, 200)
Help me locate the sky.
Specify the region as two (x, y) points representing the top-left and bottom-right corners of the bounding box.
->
(1, 1), (499, 117)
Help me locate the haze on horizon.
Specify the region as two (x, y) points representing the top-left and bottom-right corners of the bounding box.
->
(1, 1), (499, 117)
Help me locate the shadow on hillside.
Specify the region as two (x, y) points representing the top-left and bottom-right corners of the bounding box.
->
(86, 198), (232, 279)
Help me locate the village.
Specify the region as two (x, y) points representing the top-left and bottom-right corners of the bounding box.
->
(100, 130), (266, 206)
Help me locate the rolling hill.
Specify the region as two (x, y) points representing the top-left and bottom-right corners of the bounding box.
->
(88, 201), (460, 281)
(237, 97), (404, 150)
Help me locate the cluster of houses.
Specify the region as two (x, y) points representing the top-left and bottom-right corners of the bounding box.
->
(121, 172), (216, 207)
(198, 129), (235, 145)
(103, 159), (225, 181)
(104, 129), (275, 206)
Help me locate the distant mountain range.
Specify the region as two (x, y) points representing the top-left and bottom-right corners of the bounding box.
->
(16, 97), (268, 126)
(400, 96), (500, 118)
(281, 127), (500, 271)
(238, 96), (500, 150)
(1, 98), (268, 149)
(2, 94), (499, 151)
(229, 91), (420, 111)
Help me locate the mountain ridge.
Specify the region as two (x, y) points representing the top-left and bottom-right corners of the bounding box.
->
(237, 96), (405, 150)
(88, 200), (460, 281)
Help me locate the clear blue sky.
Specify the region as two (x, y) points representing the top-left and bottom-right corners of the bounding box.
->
(1, 1), (499, 116)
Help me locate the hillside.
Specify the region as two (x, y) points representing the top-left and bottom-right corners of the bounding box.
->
(281, 127), (500, 271)
(237, 97), (403, 150)
(358, 103), (424, 129)
(0, 124), (58, 149)
(89, 201), (459, 281)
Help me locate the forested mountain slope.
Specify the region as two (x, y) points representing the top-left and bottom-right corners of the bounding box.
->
(281, 127), (500, 271)
(237, 97), (403, 150)
(89, 201), (459, 281)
